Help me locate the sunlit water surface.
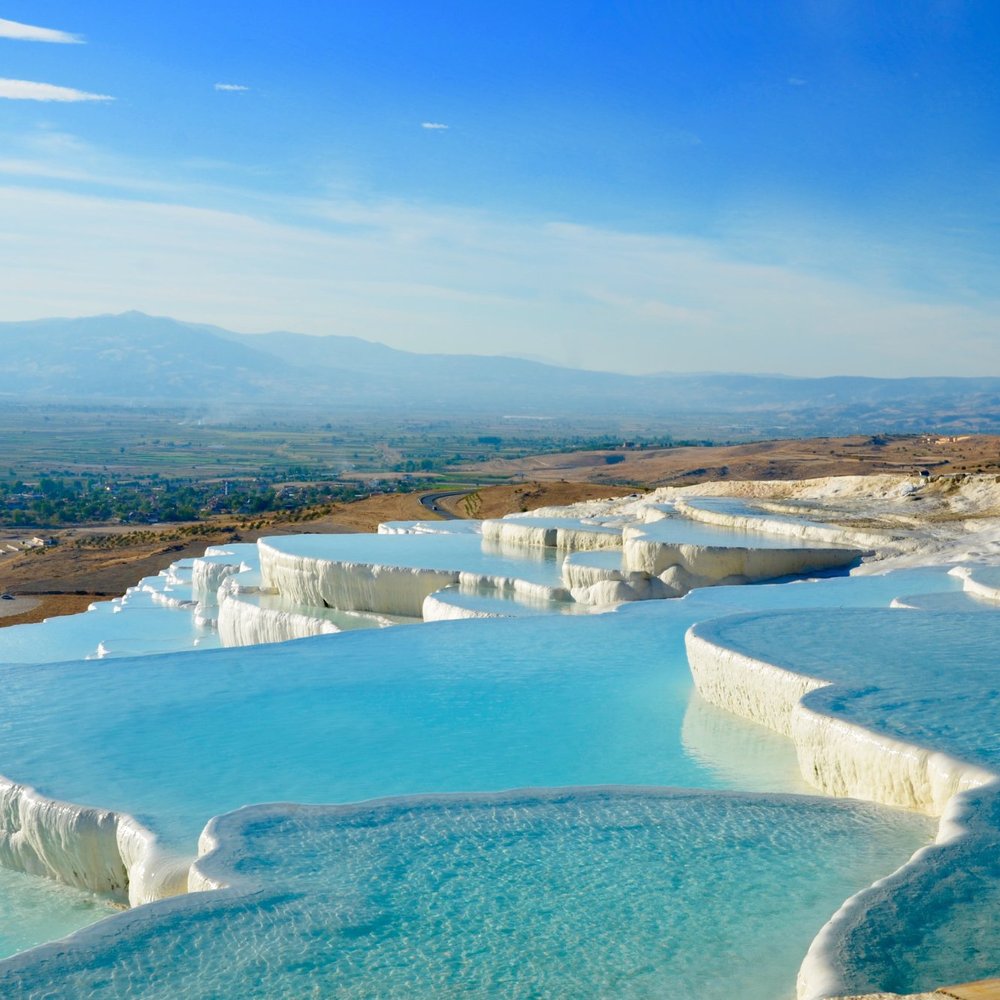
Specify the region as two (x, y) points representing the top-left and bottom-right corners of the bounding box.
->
(0, 561), (966, 991)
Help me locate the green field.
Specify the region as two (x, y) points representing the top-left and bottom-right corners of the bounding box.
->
(0, 403), (667, 526)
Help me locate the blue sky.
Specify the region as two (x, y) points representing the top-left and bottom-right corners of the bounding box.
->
(1, 2), (998, 375)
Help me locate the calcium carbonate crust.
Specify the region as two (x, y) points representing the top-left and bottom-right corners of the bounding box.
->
(0, 773), (189, 909)
(480, 518), (623, 551)
(1, 480), (993, 990)
(217, 589), (341, 645)
(948, 564), (1000, 603)
(623, 523), (862, 586)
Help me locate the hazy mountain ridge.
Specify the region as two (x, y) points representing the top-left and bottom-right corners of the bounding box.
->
(4, 312), (999, 433)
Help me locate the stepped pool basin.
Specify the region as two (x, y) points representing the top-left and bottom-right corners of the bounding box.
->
(0, 584), (219, 664)
(951, 563), (1000, 603)
(629, 509), (841, 548)
(689, 608), (1000, 779)
(0, 482), (996, 998)
(0, 566), (964, 991)
(0, 568), (960, 856)
(261, 531), (568, 585)
(680, 496), (831, 527)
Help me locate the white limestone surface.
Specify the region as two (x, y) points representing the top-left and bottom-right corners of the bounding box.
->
(421, 591), (509, 621)
(623, 524), (861, 591)
(800, 780), (1000, 999)
(257, 532), (574, 617)
(674, 496), (893, 549)
(217, 590), (341, 646)
(559, 550), (675, 602)
(560, 550), (625, 587)
(0, 774), (188, 909)
(423, 585), (599, 620)
(459, 570), (572, 605)
(480, 515), (622, 551)
(659, 475), (1000, 572)
(518, 475), (1000, 580)
(948, 563), (1000, 603)
(0, 476), (996, 991)
(190, 545), (261, 630)
(378, 520), (483, 536)
(548, 475), (1000, 576)
(192, 559), (241, 605)
(216, 562), (414, 646)
(688, 609), (1000, 810)
(259, 538), (460, 617)
(0, 583), (219, 663)
(889, 591), (996, 612)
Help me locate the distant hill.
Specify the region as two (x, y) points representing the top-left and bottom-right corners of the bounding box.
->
(3, 312), (999, 434)
(0, 313), (380, 405)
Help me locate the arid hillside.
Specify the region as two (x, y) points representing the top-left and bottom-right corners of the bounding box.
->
(466, 434), (1000, 486)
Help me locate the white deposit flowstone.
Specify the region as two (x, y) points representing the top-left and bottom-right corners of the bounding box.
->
(0, 472), (998, 996)
(248, 504), (862, 628)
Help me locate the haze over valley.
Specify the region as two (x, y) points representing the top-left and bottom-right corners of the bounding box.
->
(6, 312), (1000, 437)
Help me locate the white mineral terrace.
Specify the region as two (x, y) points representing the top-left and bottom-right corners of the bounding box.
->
(674, 496), (902, 550)
(949, 563), (1000, 604)
(0, 775), (188, 909)
(479, 514), (624, 551)
(247, 501), (863, 631)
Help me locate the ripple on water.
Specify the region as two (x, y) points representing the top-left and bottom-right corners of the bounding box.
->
(0, 789), (932, 1000)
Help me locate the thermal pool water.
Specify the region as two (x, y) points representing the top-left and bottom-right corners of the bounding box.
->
(0, 791), (930, 1000)
(0, 494), (995, 996)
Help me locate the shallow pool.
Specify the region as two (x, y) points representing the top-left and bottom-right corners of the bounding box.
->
(0, 568), (957, 853)
(0, 790), (931, 1000)
(0, 868), (118, 959)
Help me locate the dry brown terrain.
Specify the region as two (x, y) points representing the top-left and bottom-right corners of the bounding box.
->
(467, 434), (1000, 486)
(0, 494), (431, 624)
(438, 482), (634, 519)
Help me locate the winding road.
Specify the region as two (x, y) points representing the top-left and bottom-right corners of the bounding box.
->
(418, 490), (475, 520)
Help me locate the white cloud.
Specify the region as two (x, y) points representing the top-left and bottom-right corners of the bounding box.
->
(0, 78), (113, 102)
(421, 122), (449, 130)
(0, 127), (243, 196)
(215, 83), (249, 92)
(787, 77), (807, 86)
(0, 158), (96, 183)
(0, 17), (81, 44)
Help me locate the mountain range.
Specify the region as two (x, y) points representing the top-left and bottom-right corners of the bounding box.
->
(3, 312), (999, 435)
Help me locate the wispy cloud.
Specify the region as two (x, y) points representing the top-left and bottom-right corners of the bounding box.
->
(0, 17), (82, 44)
(787, 77), (807, 86)
(215, 83), (249, 92)
(421, 122), (449, 130)
(0, 78), (113, 102)
(1, 182), (996, 378)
